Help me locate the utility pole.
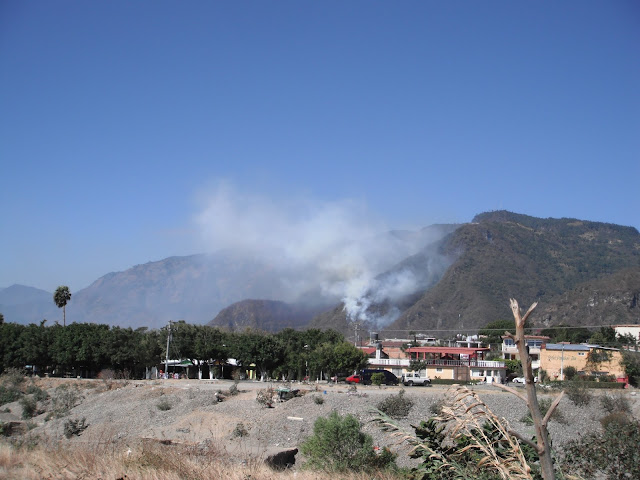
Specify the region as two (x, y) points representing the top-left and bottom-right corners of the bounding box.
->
(165, 320), (173, 378)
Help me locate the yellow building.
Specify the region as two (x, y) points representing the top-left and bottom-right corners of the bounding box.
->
(540, 343), (625, 380)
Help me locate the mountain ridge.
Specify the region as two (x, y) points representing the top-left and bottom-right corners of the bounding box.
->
(2, 211), (638, 334)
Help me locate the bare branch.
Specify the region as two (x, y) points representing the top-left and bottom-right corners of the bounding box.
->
(510, 298), (521, 325)
(508, 429), (543, 454)
(493, 383), (528, 403)
(522, 302), (538, 323)
(541, 391), (565, 428)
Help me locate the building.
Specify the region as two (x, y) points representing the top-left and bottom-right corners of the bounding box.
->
(613, 325), (640, 344)
(501, 335), (550, 371)
(405, 346), (506, 383)
(540, 343), (626, 381)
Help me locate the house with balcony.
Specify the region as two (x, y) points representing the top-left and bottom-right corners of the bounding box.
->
(501, 335), (550, 371)
(405, 346), (506, 383)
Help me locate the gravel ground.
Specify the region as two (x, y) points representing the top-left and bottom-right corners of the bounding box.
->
(6, 378), (640, 469)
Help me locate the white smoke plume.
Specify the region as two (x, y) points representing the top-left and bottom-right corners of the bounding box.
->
(194, 181), (451, 327)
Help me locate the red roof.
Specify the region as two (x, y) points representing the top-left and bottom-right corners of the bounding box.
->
(405, 346), (490, 355)
(359, 347), (377, 355)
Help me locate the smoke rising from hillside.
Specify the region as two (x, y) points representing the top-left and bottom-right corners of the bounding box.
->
(194, 182), (451, 327)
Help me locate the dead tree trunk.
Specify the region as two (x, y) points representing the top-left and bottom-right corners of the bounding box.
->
(495, 299), (562, 480)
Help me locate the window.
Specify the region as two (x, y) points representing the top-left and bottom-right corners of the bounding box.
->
(436, 367), (443, 373)
(578, 352), (585, 356)
(504, 339), (515, 346)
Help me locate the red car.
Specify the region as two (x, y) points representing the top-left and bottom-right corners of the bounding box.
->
(345, 374), (361, 384)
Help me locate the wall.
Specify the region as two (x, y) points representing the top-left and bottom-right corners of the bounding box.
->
(540, 348), (625, 379)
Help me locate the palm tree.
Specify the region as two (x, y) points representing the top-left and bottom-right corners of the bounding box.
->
(53, 286), (72, 327)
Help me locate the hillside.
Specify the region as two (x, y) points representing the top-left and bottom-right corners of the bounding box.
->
(0, 285), (57, 325)
(384, 211), (640, 334)
(2, 211), (638, 334)
(208, 299), (328, 332)
(533, 266), (640, 327)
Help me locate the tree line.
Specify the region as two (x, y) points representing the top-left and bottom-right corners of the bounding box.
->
(0, 320), (368, 381)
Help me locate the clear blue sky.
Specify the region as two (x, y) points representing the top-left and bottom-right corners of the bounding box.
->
(1, 1), (638, 293)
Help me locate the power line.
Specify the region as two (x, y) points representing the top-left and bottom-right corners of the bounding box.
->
(381, 324), (637, 333)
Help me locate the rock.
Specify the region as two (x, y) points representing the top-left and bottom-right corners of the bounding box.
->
(265, 448), (298, 471)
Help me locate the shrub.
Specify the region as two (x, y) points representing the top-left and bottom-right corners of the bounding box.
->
(429, 397), (445, 416)
(51, 385), (82, 417)
(26, 385), (48, 402)
(563, 366), (577, 380)
(562, 420), (640, 479)
(377, 389), (413, 419)
(0, 368), (25, 388)
(156, 398), (172, 411)
(19, 396), (38, 419)
(313, 395), (324, 405)
(600, 393), (631, 415)
(301, 410), (396, 472)
(232, 422), (249, 438)
(600, 411), (632, 430)
(63, 417), (88, 438)
(256, 386), (275, 408)
(370, 372), (385, 387)
(0, 385), (21, 406)
(227, 382), (239, 396)
(565, 380), (593, 406)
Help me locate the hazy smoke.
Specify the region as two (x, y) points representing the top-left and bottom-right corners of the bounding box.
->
(194, 181), (450, 327)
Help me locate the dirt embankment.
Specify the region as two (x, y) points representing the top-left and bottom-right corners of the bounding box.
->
(3, 378), (640, 469)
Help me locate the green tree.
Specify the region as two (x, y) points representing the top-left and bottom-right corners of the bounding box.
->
(53, 286), (72, 327)
(409, 359), (428, 372)
(0, 322), (26, 373)
(0, 313), (4, 325)
(20, 321), (52, 375)
(540, 324), (591, 344)
(589, 326), (617, 346)
(51, 323), (108, 377)
(504, 359), (522, 377)
(331, 342), (368, 376)
(621, 351), (640, 387)
(478, 319), (516, 348)
(194, 326), (229, 379)
(229, 330), (284, 380)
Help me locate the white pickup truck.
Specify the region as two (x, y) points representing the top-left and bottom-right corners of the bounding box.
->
(400, 371), (431, 386)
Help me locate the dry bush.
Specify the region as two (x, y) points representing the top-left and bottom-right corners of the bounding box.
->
(377, 389), (413, 419)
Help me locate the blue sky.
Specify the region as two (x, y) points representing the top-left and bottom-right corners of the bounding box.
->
(1, 1), (638, 293)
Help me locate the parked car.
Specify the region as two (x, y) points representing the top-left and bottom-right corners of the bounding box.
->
(512, 376), (537, 383)
(346, 369), (399, 385)
(401, 371), (431, 386)
(345, 374), (362, 384)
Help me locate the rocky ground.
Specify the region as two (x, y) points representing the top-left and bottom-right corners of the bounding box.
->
(2, 378), (639, 470)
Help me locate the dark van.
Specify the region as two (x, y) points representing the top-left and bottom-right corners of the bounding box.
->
(347, 369), (398, 385)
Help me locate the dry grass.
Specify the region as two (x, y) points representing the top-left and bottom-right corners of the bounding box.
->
(0, 440), (403, 480)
